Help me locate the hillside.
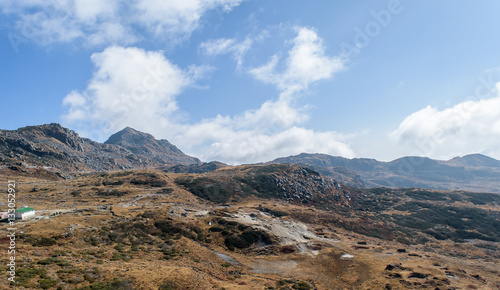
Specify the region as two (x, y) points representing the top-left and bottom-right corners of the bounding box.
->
(1, 165), (499, 289)
(272, 153), (500, 193)
(0, 124), (200, 178)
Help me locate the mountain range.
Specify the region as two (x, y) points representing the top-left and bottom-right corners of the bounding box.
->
(272, 153), (500, 193)
(1, 123), (500, 193)
(0, 123), (199, 178)
(1, 124), (500, 289)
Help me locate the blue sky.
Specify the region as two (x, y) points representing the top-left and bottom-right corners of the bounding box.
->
(2, 0), (500, 164)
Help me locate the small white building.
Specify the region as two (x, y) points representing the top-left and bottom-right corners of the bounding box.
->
(0, 212), (8, 220)
(15, 207), (35, 220)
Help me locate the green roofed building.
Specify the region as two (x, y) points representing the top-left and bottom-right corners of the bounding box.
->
(15, 206), (35, 220)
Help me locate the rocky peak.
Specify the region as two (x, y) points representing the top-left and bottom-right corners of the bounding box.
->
(105, 127), (156, 147)
(104, 127), (200, 165)
(17, 123), (83, 151)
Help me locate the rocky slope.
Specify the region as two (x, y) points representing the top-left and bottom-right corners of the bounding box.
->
(0, 123), (200, 177)
(272, 153), (500, 193)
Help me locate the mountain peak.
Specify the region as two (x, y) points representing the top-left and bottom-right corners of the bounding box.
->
(104, 127), (155, 145)
(104, 127), (201, 165)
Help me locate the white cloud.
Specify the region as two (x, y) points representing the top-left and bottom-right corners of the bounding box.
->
(193, 127), (354, 165)
(1, 0), (243, 46)
(134, 0), (242, 40)
(86, 22), (137, 47)
(249, 27), (345, 98)
(200, 37), (252, 67)
(61, 46), (196, 140)
(200, 38), (235, 55)
(62, 27), (354, 164)
(390, 84), (500, 160)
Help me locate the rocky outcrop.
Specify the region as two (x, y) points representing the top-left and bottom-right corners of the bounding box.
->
(269, 167), (354, 206)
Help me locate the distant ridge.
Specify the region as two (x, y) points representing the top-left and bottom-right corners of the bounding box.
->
(272, 153), (500, 193)
(3, 123), (500, 193)
(447, 153), (500, 168)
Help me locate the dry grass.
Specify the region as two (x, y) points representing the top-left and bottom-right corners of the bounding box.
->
(0, 170), (498, 289)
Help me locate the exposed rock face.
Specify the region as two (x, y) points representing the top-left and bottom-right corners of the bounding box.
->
(0, 123), (200, 177)
(272, 153), (500, 193)
(269, 167), (354, 206)
(269, 154), (367, 188)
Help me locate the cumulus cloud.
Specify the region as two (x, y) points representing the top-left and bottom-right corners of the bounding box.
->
(390, 83), (500, 159)
(61, 46), (199, 140)
(249, 27), (345, 98)
(1, 0), (243, 46)
(134, 0), (242, 40)
(62, 27), (354, 164)
(190, 127), (354, 165)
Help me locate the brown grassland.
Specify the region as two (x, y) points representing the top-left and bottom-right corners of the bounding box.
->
(0, 166), (499, 289)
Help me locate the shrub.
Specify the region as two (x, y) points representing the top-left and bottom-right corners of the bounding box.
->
(157, 187), (174, 194)
(159, 282), (177, 290)
(110, 252), (131, 261)
(259, 207), (288, 217)
(13, 267), (47, 286)
(38, 278), (58, 289)
(224, 229), (272, 251)
(293, 281), (311, 290)
(114, 244), (124, 252)
(141, 210), (158, 219)
(175, 177), (232, 203)
(97, 189), (129, 197)
(155, 221), (184, 236)
(33, 238), (57, 247)
(209, 226), (224, 232)
(37, 258), (71, 267)
(162, 248), (183, 260)
(77, 278), (133, 290)
(131, 176), (167, 187)
(89, 236), (99, 246)
(102, 180), (124, 186)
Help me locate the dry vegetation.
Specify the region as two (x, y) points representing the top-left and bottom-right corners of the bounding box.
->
(0, 166), (499, 289)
